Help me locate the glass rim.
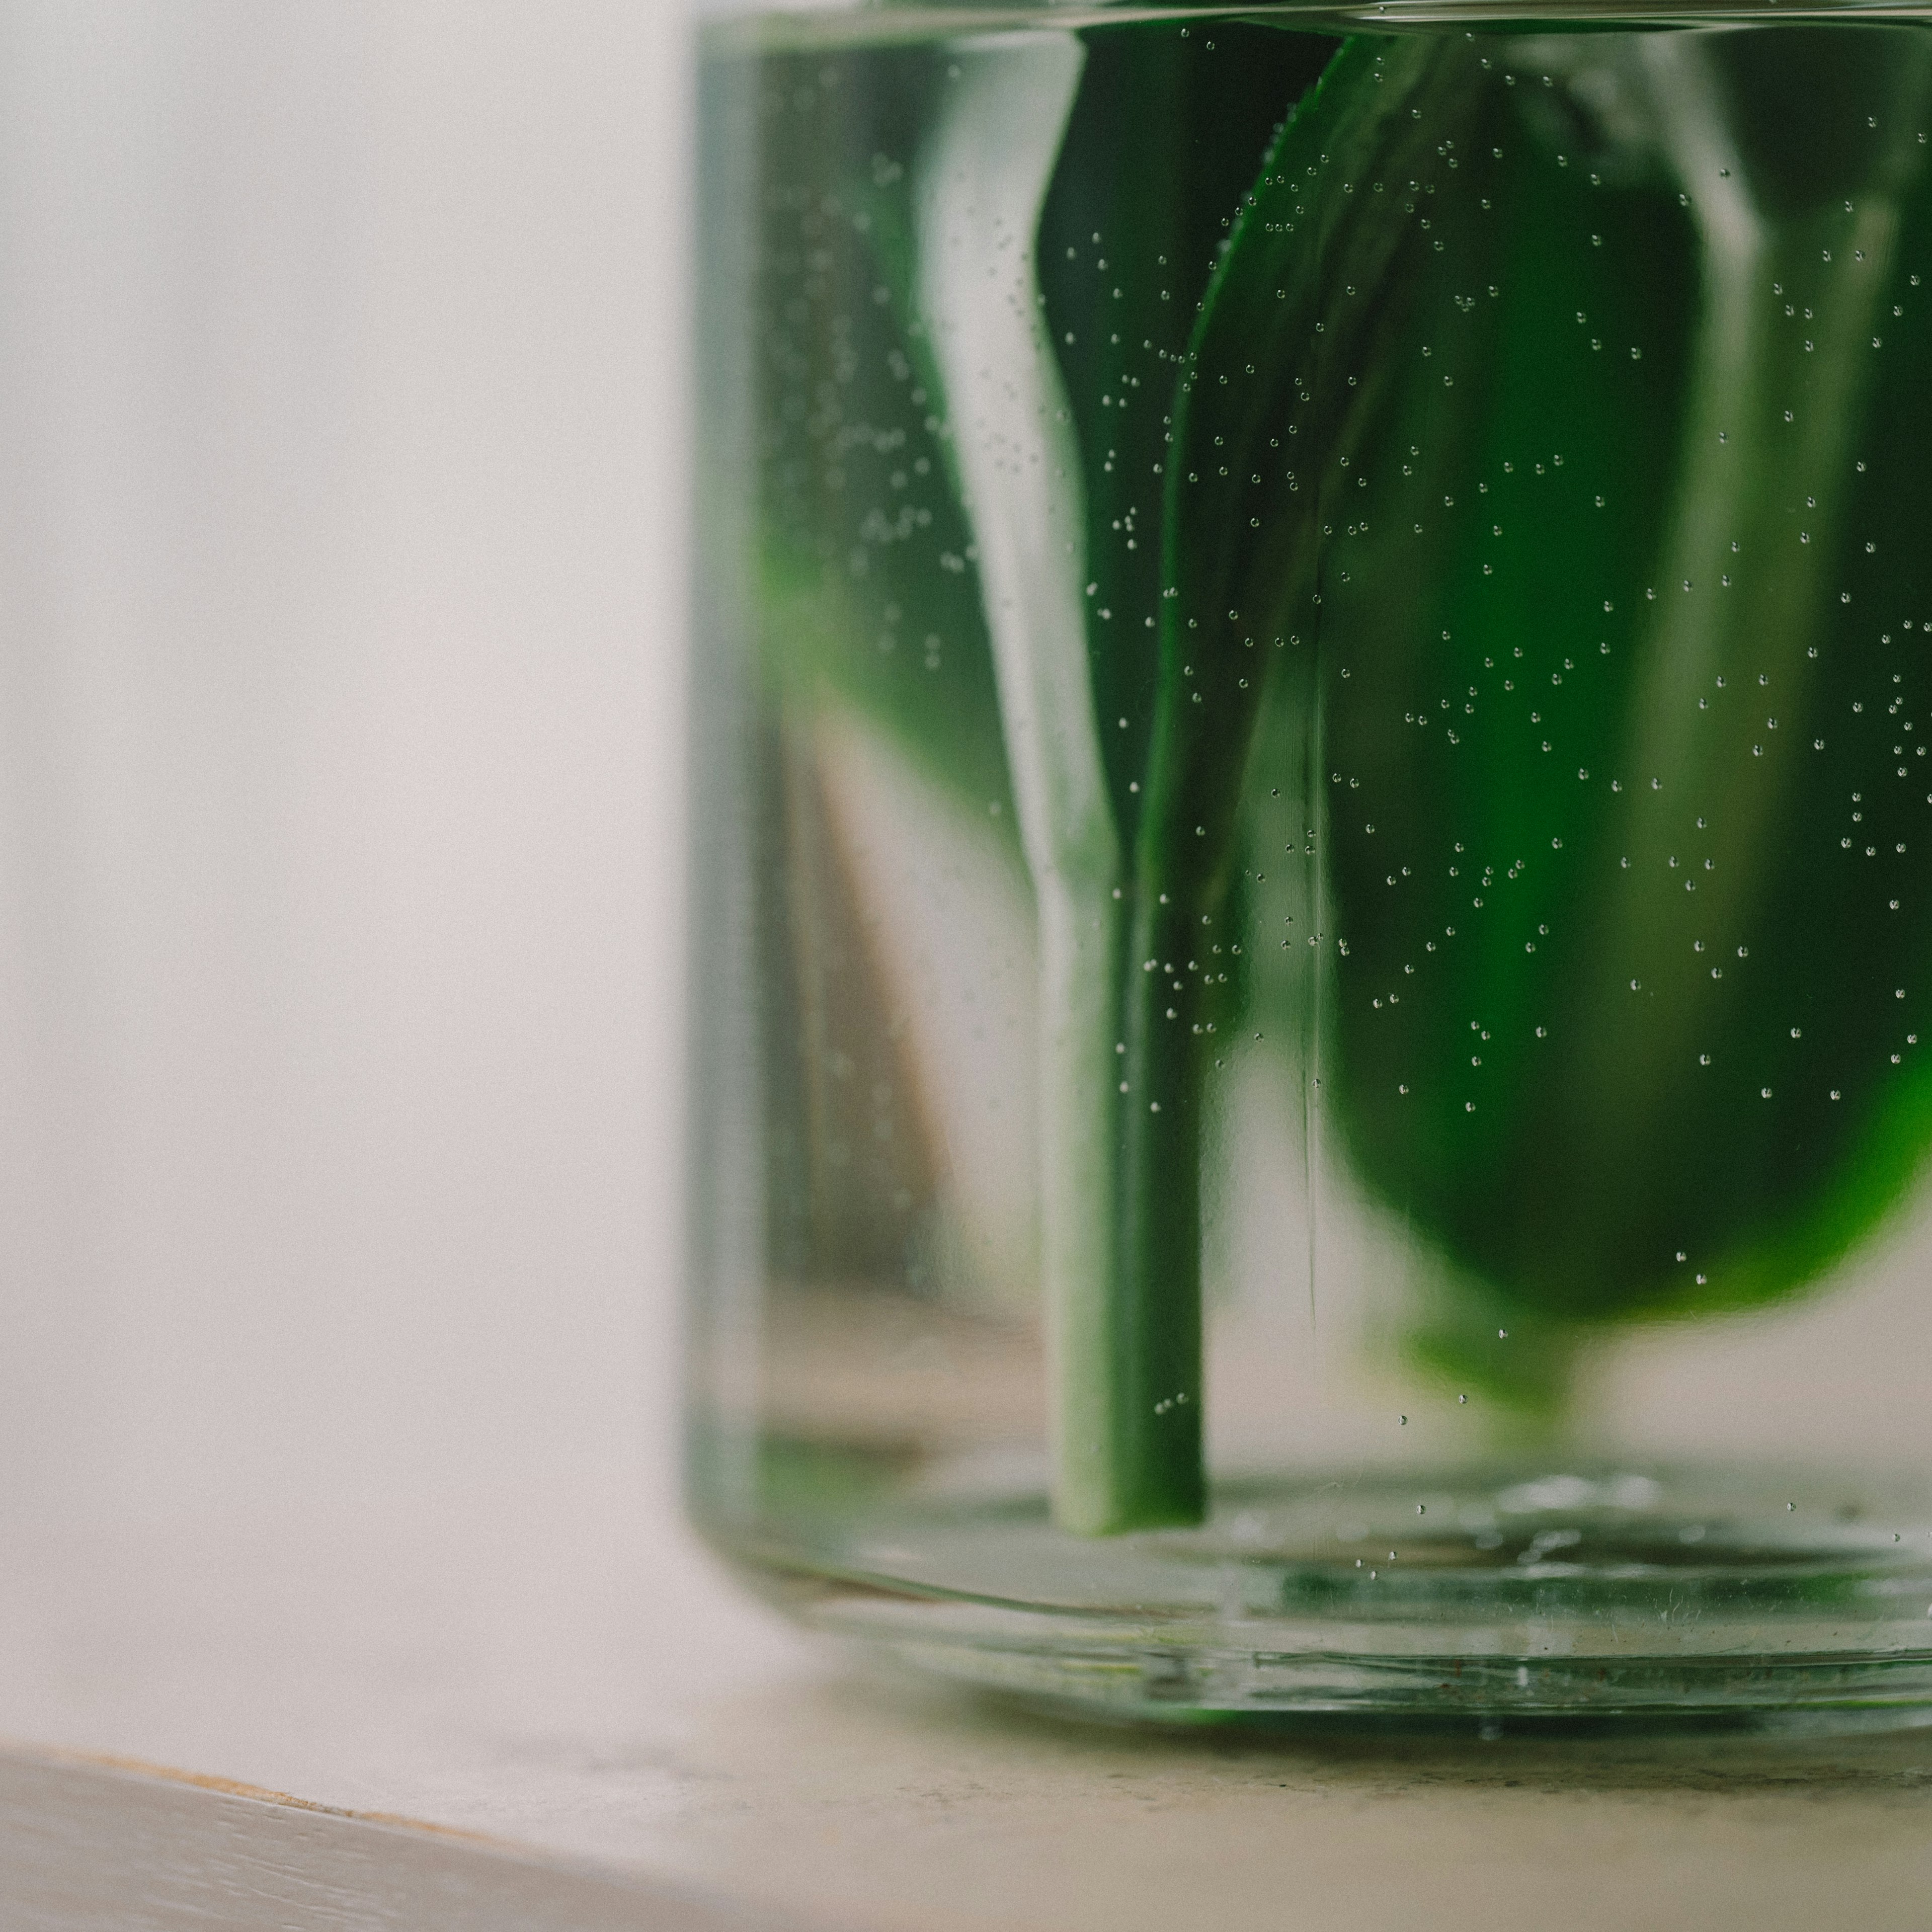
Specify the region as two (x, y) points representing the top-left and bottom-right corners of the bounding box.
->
(698, 0), (1932, 51)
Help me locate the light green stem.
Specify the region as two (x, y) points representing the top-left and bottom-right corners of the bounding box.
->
(916, 37), (1149, 1534)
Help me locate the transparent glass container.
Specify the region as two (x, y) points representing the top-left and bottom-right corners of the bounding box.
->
(686, 0), (1932, 1722)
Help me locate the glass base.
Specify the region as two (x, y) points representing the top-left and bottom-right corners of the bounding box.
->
(706, 1464), (1932, 1725)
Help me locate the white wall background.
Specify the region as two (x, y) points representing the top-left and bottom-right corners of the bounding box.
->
(0, 0), (690, 1529)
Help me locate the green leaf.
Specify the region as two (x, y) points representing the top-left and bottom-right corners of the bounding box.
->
(1315, 28), (1932, 1396)
(1096, 33), (1489, 1515)
(1038, 23), (1336, 852)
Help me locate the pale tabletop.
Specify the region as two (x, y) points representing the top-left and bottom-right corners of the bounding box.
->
(3, 1468), (1931, 1932)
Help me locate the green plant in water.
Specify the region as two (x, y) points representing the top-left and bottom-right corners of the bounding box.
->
(919, 31), (1508, 1527)
(763, 20), (1932, 1531)
(914, 24), (1339, 1530)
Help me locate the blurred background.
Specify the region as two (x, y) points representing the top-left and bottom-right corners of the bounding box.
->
(0, 0), (776, 1800)
(0, 0), (684, 1517)
(0, 0), (750, 1799)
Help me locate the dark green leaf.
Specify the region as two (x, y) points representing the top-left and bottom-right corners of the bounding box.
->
(1317, 29), (1932, 1394)
(1098, 34), (1489, 1507)
(1039, 23), (1335, 850)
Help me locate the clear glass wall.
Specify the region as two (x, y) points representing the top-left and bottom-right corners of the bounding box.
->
(688, 7), (1932, 1719)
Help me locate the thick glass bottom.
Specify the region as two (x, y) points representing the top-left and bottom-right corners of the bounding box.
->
(704, 1464), (1932, 1725)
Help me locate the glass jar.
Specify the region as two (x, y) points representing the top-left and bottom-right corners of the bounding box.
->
(686, 0), (1932, 1722)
